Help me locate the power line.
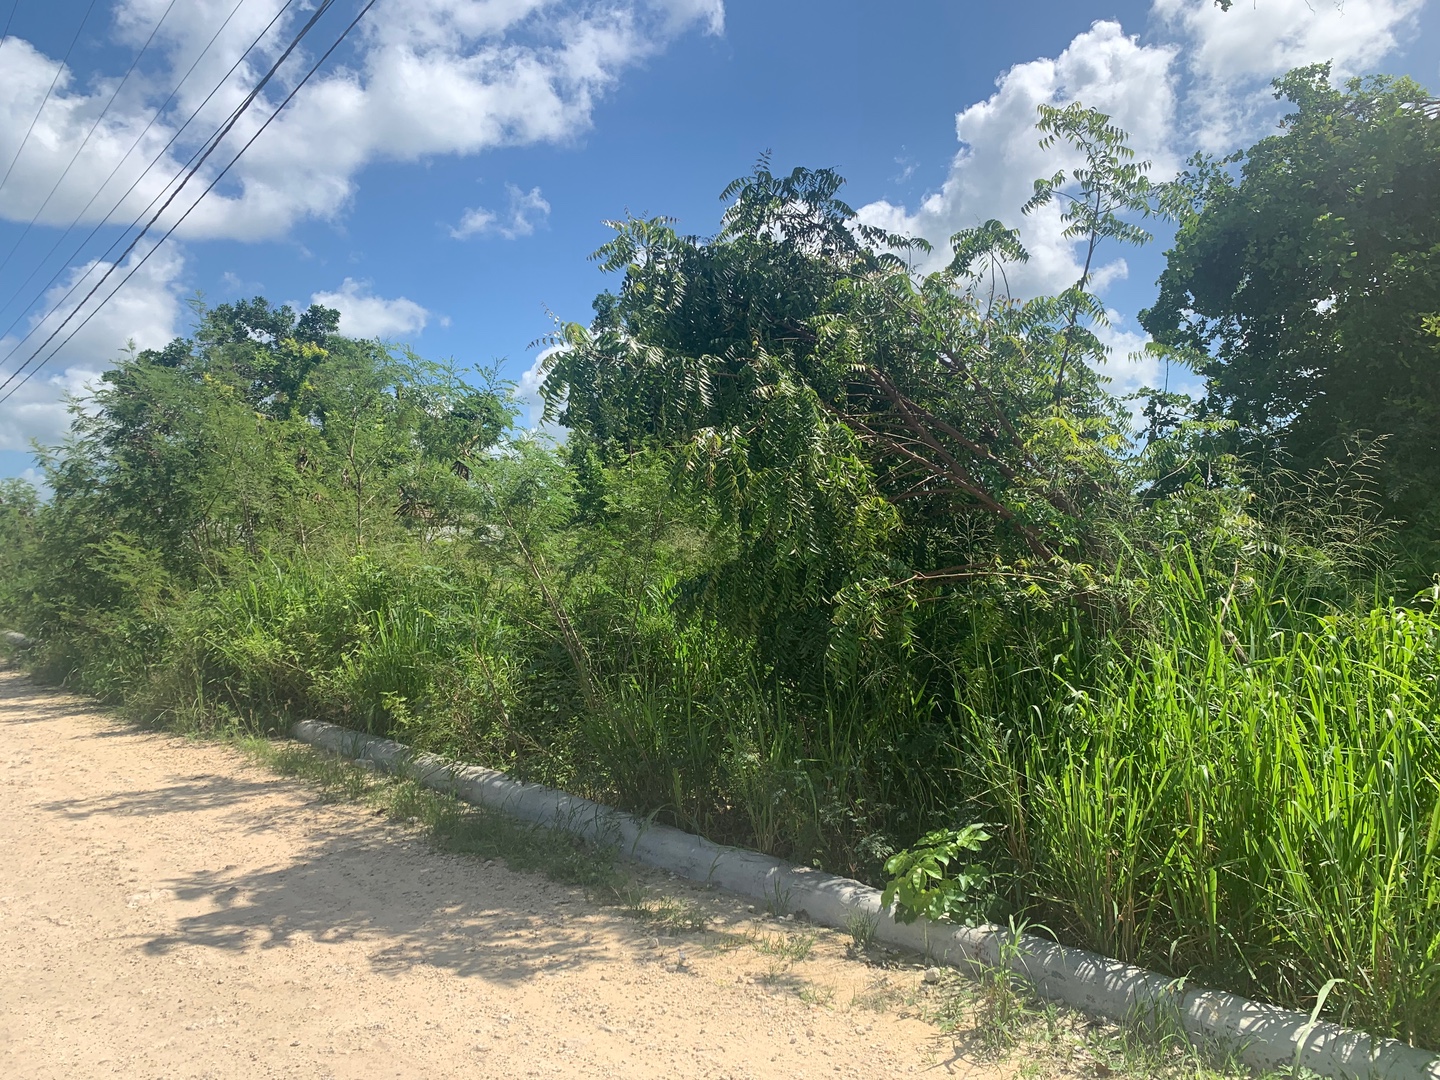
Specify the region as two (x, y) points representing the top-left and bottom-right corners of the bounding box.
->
(0, 0), (380, 406)
(0, 0), (293, 357)
(0, 0), (101, 197)
(0, 0), (286, 332)
(0, 0), (182, 278)
(0, 0), (20, 57)
(0, 0), (336, 397)
(0, 0), (379, 407)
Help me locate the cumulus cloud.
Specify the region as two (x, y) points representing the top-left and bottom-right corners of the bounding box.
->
(1155, 0), (1422, 83)
(0, 245), (187, 451)
(451, 206), (498, 238)
(0, 1), (717, 459)
(858, 2), (1422, 286)
(858, 21), (1178, 294)
(1095, 314), (1166, 395)
(309, 277), (430, 339)
(451, 183), (551, 239)
(0, 0), (726, 241)
(1153, 0), (1425, 149)
(512, 343), (566, 438)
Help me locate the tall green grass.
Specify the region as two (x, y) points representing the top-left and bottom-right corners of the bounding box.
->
(12, 542), (1439, 1048)
(989, 572), (1440, 1047)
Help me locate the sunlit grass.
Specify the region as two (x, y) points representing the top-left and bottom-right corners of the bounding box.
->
(1006, 586), (1440, 1047)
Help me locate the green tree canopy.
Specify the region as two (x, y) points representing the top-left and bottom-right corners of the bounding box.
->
(540, 118), (1166, 677)
(36, 298), (517, 593)
(1142, 66), (1440, 540)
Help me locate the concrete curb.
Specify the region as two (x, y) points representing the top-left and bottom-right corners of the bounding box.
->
(291, 718), (1440, 1080)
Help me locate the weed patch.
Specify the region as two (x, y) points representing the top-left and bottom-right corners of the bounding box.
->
(609, 883), (710, 934)
(844, 907), (879, 951)
(754, 930), (816, 963)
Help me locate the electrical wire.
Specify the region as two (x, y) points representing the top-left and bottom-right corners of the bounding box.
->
(0, 0), (288, 337)
(0, 0), (101, 197)
(0, 0), (20, 57)
(0, 0), (380, 406)
(0, 2), (307, 379)
(0, 0), (336, 396)
(0, 0), (182, 277)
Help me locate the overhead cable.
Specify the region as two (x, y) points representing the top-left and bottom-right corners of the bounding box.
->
(0, 0), (338, 396)
(0, 0), (183, 278)
(0, 0), (381, 406)
(0, 0), (101, 197)
(0, 0), (289, 341)
(0, 0), (20, 57)
(0, 0), (315, 385)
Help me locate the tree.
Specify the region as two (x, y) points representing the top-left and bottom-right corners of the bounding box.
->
(1142, 66), (1440, 541)
(539, 164), (913, 677)
(0, 478), (39, 623)
(541, 112), (1163, 679)
(1024, 101), (1160, 406)
(39, 299), (516, 582)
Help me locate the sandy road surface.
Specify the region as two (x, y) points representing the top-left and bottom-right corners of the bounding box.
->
(0, 669), (1013, 1079)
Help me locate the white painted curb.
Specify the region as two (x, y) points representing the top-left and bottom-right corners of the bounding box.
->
(291, 719), (1440, 1080)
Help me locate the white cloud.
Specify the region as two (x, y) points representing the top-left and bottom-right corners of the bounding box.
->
(1154, 0), (1422, 83)
(857, 4), (1424, 288)
(1095, 314), (1164, 396)
(451, 183), (551, 239)
(856, 3), (1419, 391)
(857, 21), (1178, 294)
(1153, 0), (1425, 149)
(0, 0), (719, 466)
(451, 206), (498, 239)
(512, 343), (566, 438)
(309, 277), (430, 339)
(0, 245), (187, 451)
(0, 0), (725, 241)
(220, 269), (265, 295)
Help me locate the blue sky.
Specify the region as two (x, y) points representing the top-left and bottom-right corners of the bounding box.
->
(2, 0), (1438, 479)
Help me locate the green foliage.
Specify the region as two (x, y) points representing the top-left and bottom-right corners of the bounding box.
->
(540, 162), (914, 682)
(0, 478), (40, 622)
(542, 112), (1161, 699)
(844, 906), (880, 950)
(974, 919), (1038, 1052)
(1143, 66), (1440, 552)
(1026, 101), (1163, 406)
(880, 824), (995, 925)
(754, 930), (817, 961)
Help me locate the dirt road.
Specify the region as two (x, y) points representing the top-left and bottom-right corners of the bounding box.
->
(0, 669), (1008, 1079)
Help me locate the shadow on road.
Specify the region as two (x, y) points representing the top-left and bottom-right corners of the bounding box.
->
(135, 833), (615, 986)
(39, 776), (288, 820)
(2, 666), (644, 990)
